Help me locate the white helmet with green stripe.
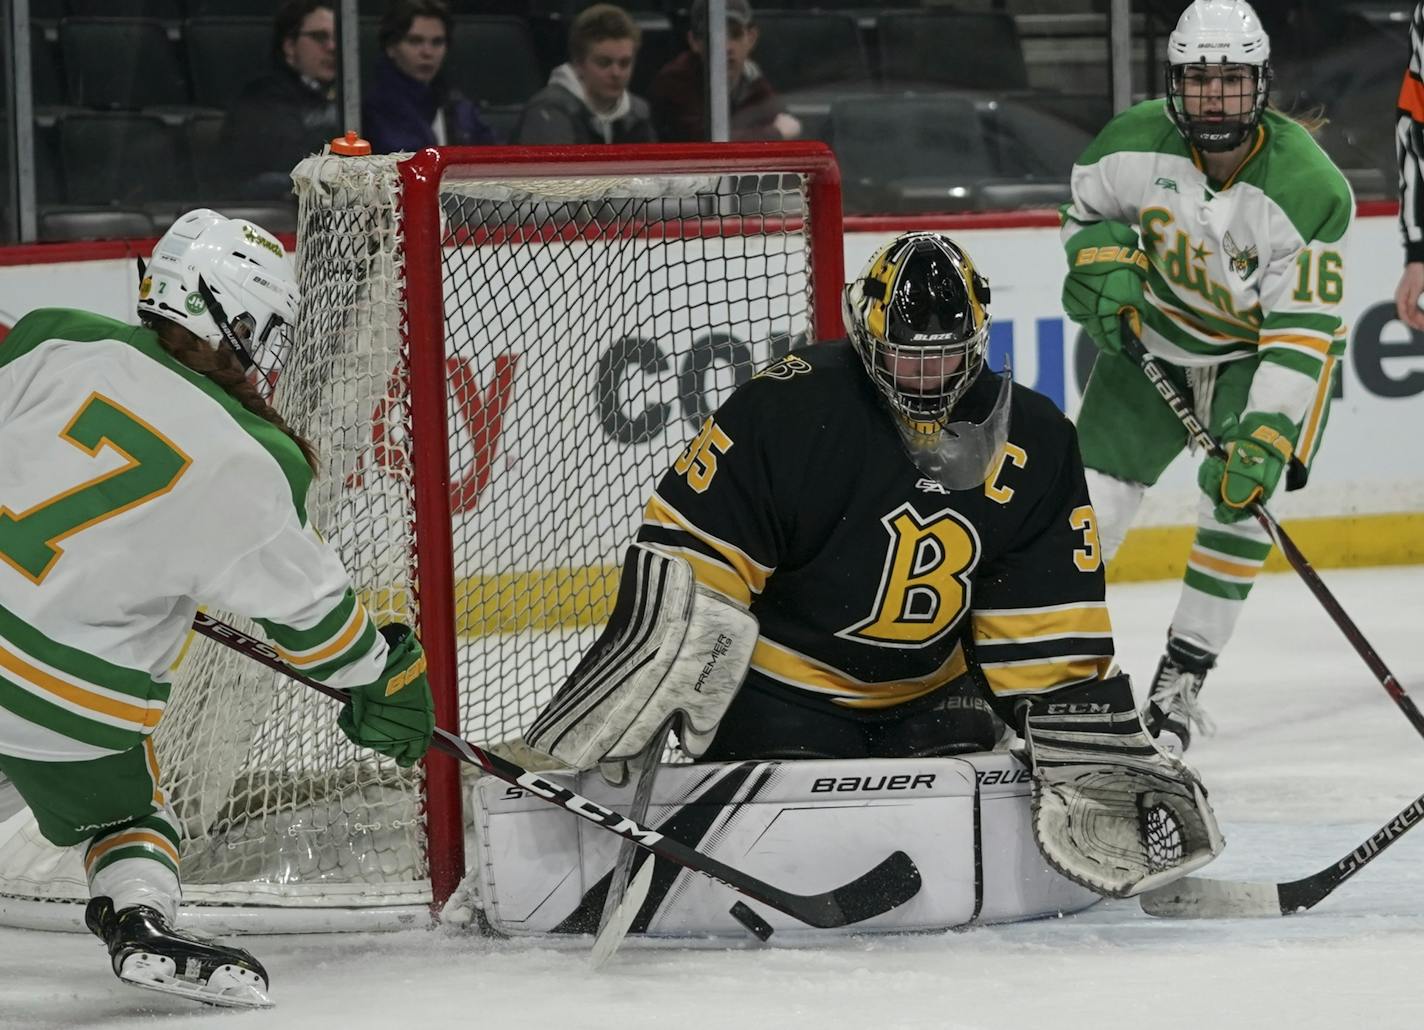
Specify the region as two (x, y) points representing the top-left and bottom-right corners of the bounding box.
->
(138, 208), (299, 391)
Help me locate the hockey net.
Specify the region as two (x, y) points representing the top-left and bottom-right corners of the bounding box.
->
(0, 143), (843, 933)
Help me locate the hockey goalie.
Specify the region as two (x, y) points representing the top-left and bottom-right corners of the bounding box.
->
(471, 230), (1224, 942)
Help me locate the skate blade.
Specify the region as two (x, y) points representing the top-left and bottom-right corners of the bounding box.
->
(119, 953), (273, 1009)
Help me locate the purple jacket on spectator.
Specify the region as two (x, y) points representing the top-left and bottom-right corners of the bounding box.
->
(363, 53), (498, 153)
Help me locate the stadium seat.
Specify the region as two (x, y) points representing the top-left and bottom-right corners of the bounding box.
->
(213, 202), (298, 235)
(33, 123), (66, 206)
(184, 0), (281, 14)
(751, 13), (869, 95)
(59, 18), (190, 110)
(829, 93), (994, 214)
(479, 104), (525, 144)
(39, 207), (156, 242)
(67, 0), (183, 18)
(28, 0), (69, 23)
(449, 17), (545, 107)
(59, 113), (195, 206)
(186, 110), (230, 197)
(185, 17), (269, 111)
(828, 90), (1086, 215)
(30, 31), (68, 111)
(986, 98), (1093, 182)
(877, 12), (1030, 92)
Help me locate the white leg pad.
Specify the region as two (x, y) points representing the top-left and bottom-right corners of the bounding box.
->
(524, 543), (757, 781)
(464, 754), (1100, 940)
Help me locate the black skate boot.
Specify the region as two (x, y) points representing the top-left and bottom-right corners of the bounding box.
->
(1143, 635), (1216, 753)
(86, 896), (271, 1009)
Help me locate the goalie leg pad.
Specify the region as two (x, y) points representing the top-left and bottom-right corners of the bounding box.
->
(524, 543), (757, 779)
(1023, 674), (1224, 898)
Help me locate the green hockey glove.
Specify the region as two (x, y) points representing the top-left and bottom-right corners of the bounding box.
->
(337, 623), (435, 767)
(1062, 221), (1149, 355)
(1197, 412), (1297, 523)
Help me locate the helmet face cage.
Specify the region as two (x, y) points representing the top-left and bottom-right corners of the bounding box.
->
(844, 232), (991, 428)
(1165, 0), (1271, 153)
(1166, 60), (1271, 152)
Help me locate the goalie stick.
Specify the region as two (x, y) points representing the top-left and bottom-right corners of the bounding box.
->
(1119, 316), (1424, 741)
(1139, 789), (1424, 918)
(189, 611), (923, 930)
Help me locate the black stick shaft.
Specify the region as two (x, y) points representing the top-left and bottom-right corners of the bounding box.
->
(1119, 318), (1424, 740)
(1277, 790), (1424, 913)
(189, 611), (920, 929)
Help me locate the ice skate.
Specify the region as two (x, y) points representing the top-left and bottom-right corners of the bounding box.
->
(86, 897), (272, 1009)
(1143, 636), (1216, 753)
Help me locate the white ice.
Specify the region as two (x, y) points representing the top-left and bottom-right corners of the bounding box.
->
(2, 565), (1422, 1030)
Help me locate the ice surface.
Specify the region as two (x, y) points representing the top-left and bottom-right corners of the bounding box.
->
(2, 566), (1422, 1030)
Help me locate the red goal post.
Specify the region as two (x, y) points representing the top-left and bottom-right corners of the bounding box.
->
(394, 143), (845, 910)
(0, 142), (844, 932)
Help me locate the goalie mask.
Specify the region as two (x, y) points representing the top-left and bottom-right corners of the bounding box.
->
(1165, 0), (1272, 153)
(844, 231), (1008, 490)
(138, 208), (299, 396)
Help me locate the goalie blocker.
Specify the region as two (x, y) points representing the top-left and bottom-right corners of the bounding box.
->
(525, 544), (757, 782)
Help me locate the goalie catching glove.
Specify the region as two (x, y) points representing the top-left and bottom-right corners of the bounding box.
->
(524, 543), (757, 784)
(337, 622), (435, 767)
(1062, 220), (1149, 356)
(1020, 673), (1223, 898)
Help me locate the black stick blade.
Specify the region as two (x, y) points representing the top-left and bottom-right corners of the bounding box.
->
(792, 850), (922, 927)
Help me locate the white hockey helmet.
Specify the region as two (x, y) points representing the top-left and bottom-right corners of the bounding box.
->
(1165, 0), (1272, 152)
(138, 208), (299, 391)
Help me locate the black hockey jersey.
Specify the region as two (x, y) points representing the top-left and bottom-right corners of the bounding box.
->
(635, 340), (1113, 711)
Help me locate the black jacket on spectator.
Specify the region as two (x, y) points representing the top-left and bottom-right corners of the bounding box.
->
(363, 54), (499, 154)
(514, 63), (655, 145)
(221, 67), (340, 199)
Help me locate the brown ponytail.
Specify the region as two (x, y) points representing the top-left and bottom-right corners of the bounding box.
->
(143, 316), (320, 474)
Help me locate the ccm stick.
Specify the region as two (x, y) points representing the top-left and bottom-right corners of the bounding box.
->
(1119, 317), (1424, 917)
(190, 610), (923, 931)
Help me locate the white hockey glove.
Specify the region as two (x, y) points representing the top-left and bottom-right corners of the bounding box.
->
(524, 543), (757, 784)
(1020, 674), (1224, 898)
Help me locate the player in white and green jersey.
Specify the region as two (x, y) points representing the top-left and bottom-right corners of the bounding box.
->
(1060, 0), (1353, 751)
(0, 210), (435, 1009)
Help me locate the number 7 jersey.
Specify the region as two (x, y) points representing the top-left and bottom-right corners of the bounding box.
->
(0, 309), (387, 761)
(635, 341), (1114, 715)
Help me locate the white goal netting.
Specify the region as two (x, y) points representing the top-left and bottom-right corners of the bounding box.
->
(0, 144), (840, 932)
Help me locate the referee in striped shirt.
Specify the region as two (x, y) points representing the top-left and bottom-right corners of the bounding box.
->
(1396, 3), (1424, 329)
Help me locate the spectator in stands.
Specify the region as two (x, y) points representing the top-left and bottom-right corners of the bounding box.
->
(1396, 2), (1424, 330)
(222, 1), (341, 200)
(513, 4), (655, 145)
(650, 0), (800, 143)
(364, 0), (498, 153)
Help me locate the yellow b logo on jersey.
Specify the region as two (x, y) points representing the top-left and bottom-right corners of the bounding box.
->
(839, 503), (980, 647)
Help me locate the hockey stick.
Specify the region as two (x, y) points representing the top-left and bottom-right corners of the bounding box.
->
(189, 611), (923, 930)
(1119, 316), (1424, 739)
(590, 723), (671, 967)
(1139, 789), (1424, 918)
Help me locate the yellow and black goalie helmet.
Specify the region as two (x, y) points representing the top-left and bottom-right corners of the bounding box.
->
(842, 231), (992, 426)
